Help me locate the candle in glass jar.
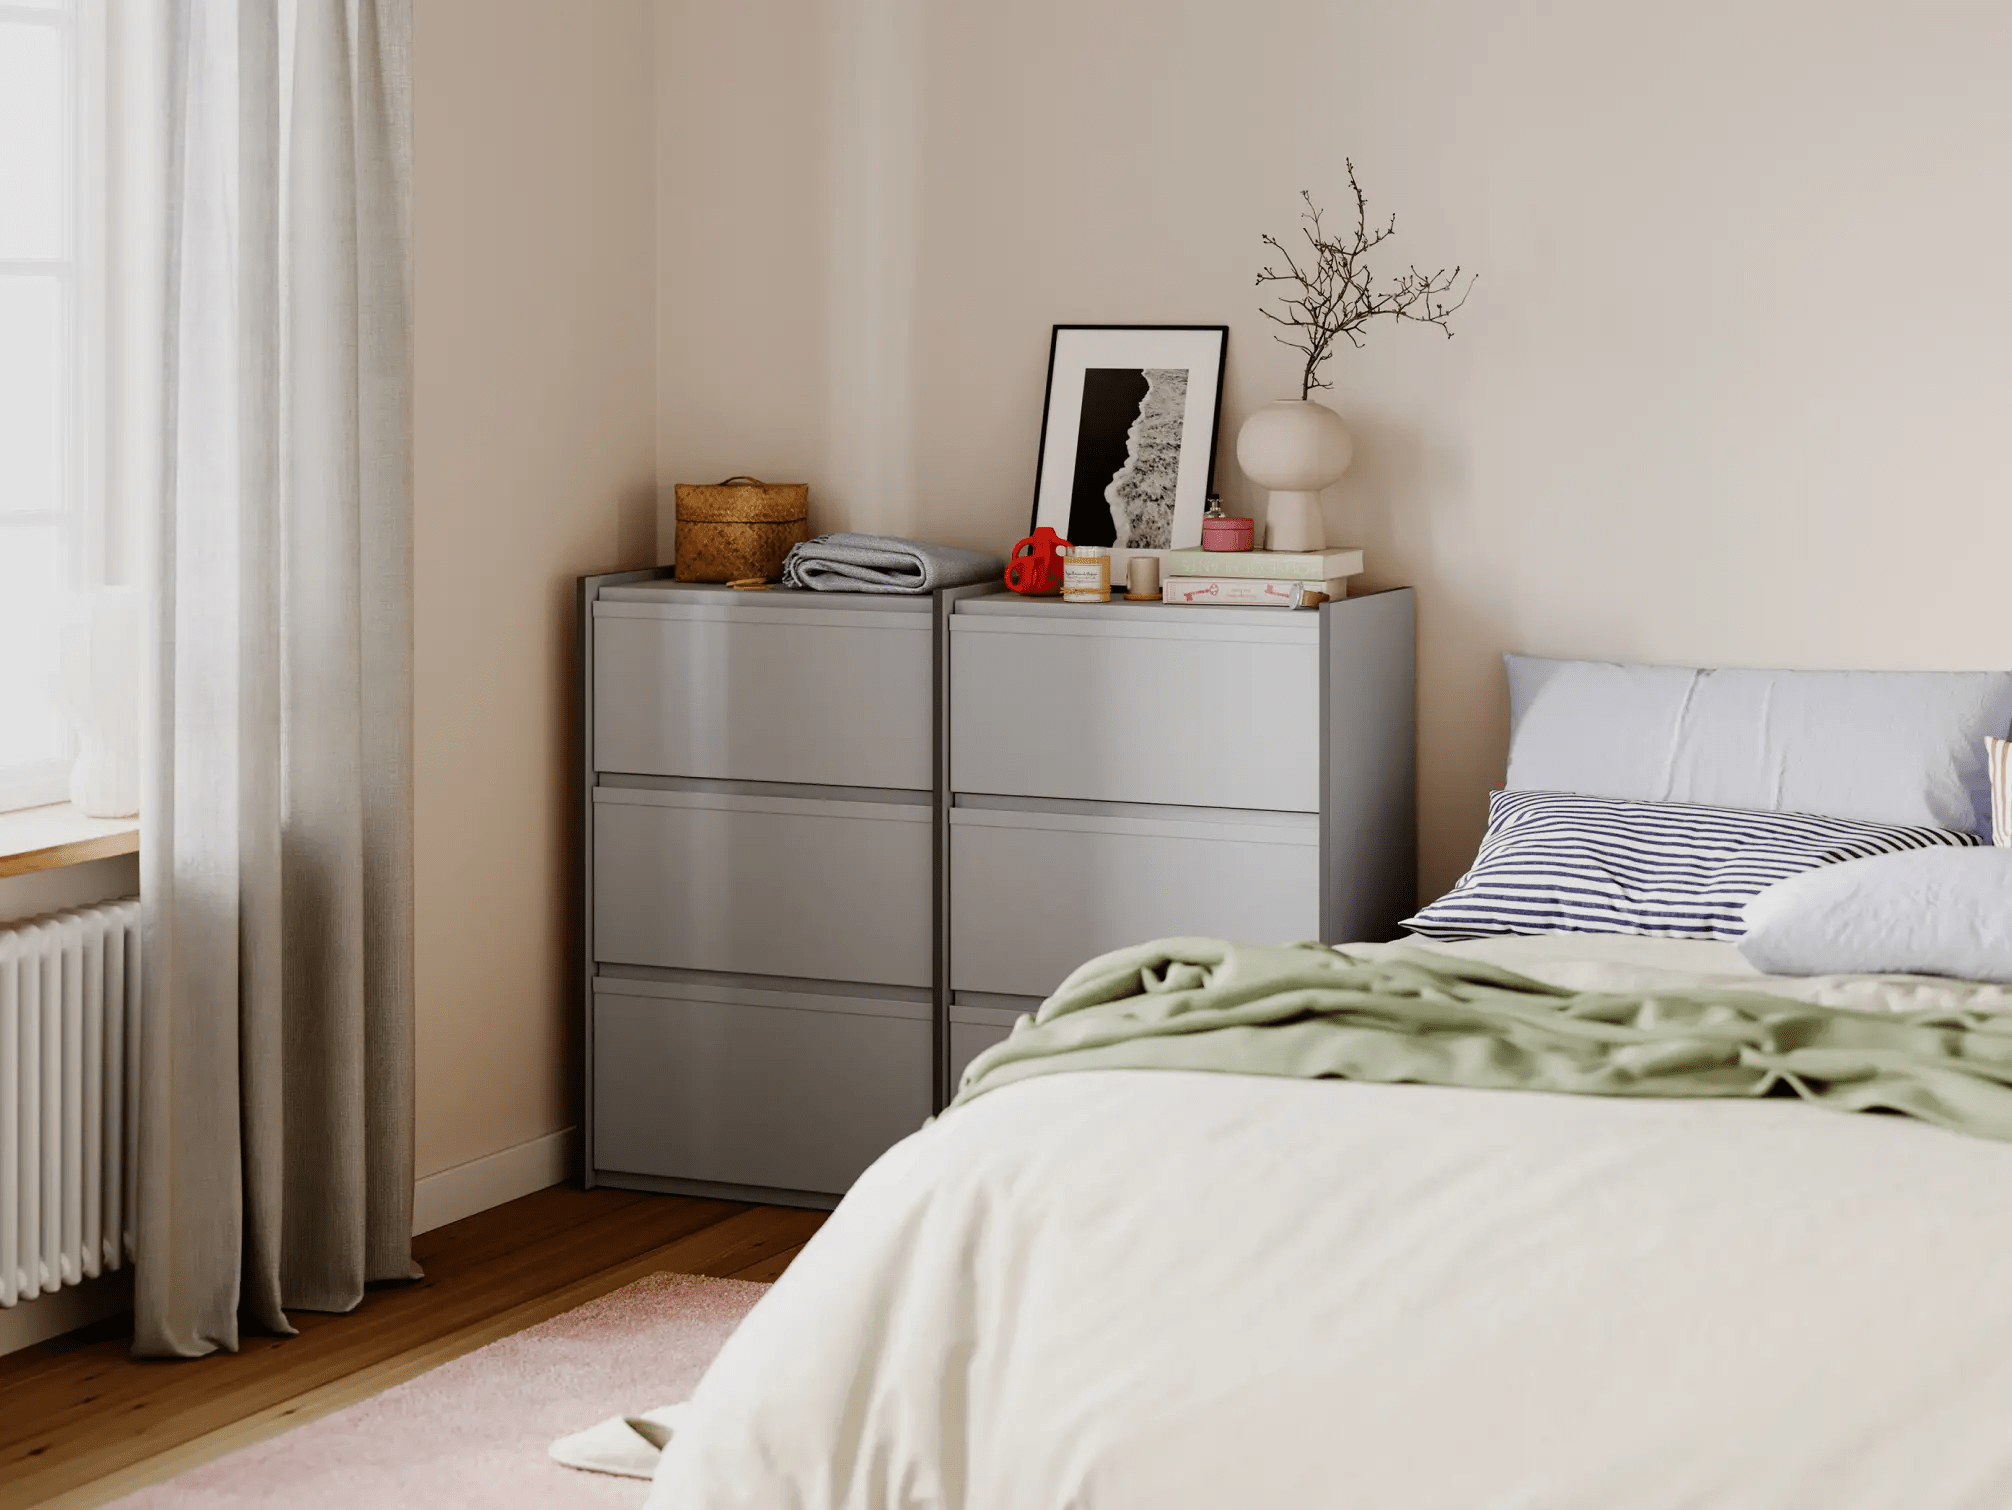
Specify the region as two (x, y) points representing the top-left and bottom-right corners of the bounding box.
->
(1061, 546), (1111, 603)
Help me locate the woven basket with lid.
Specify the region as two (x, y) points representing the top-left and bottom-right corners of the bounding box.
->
(672, 476), (811, 583)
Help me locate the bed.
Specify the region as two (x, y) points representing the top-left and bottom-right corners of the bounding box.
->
(635, 661), (2012, 1509)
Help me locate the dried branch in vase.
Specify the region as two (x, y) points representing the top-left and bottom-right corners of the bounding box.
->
(1256, 161), (1476, 400)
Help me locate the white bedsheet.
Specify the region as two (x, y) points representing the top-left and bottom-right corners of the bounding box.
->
(645, 950), (2012, 1509)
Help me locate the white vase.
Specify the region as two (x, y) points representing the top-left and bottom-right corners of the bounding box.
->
(56, 587), (141, 819)
(1234, 399), (1354, 553)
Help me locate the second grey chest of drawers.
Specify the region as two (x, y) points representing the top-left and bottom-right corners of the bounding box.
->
(943, 589), (1415, 1083)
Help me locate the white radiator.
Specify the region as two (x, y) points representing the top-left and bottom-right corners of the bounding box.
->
(0, 899), (141, 1307)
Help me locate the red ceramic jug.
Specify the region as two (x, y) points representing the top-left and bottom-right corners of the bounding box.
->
(1004, 527), (1070, 595)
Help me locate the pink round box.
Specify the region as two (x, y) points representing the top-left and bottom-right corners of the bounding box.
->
(1201, 515), (1254, 551)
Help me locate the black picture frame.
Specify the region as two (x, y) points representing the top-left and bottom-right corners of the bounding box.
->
(1028, 324), (1229, 567)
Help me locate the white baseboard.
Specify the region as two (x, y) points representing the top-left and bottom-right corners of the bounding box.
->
(413, 1127), (577, 1236)
(0, 1133), (576, 1358)
(0, 1268), (135, 1357)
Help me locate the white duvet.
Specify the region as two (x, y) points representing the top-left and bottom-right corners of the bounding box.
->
(644, 940), (2012, 1509)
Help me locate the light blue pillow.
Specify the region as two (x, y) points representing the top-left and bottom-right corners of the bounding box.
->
(1505, 657), (2012, 838)
(1738, 848), (2012, 983)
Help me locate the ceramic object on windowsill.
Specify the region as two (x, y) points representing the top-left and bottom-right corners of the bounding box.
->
(1234, 399), (1353, 553)
(56, 586), (141, 819)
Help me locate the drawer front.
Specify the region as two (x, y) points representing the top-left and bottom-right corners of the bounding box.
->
(594, 985), (930, 1195)
(594, 604), (933, 789)
(949, 1019), (1015, 1090)
(949, 618), (1320, 811)
(950, 808), (1320, 998)
(594, 788), (933, 987)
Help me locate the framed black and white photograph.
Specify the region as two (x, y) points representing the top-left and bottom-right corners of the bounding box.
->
(1030, 325), (1228, 567)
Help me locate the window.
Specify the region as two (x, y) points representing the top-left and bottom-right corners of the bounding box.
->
(0, 0), (101, 813)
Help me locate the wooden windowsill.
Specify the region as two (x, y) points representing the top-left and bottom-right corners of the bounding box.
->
(0, 803), (140, 879)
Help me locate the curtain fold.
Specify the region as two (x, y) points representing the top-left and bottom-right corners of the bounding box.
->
(136, 0), (416, 1360)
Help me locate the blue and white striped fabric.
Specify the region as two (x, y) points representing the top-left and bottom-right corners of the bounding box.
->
(1404, 790), (1980, 943)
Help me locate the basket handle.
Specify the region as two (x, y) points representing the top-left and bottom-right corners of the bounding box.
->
(717, 475), (767, 486)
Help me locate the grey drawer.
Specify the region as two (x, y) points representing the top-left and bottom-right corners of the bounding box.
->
(950, 806), (1320, 998)
(594, 601), (933, 789)
(593, 980), (930, 1195)
(594, 787), (932, 987)
(949, 614), (1320, 811)
(948, 1003), (1022, 1091)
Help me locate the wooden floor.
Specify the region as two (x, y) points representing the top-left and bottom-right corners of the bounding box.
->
(0, 1186), (826, 1509)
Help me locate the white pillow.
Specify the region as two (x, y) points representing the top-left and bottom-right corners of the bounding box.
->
(1505, 658), (2012, 837)
(1990, 736), (2011, 847)
(1737, 848), (2012, 983)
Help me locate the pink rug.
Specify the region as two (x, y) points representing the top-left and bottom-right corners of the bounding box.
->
(109, 1272), (768, 1509)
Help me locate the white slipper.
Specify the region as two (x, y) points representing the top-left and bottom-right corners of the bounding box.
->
(549, 1402), (691, 1478)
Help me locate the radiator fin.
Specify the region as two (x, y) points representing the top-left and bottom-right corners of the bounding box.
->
(0, 897), (142, 1307)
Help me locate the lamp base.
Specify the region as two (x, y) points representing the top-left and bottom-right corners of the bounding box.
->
(1264, 491), (1327, 553)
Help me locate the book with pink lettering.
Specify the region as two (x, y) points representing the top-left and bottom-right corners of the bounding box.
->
(1160, 576), (1351, 607)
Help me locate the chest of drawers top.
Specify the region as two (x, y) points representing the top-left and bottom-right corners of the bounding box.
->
(596, 579), (933, 615)
(952, 591), (1320, 632)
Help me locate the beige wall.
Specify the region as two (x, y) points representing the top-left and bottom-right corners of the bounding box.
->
(412, 0), (656, 1177)
(658, 0), (2012, 898)
(409, 0), (2012, 1180)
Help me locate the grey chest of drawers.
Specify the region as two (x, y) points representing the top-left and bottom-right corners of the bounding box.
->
(580, 574), (958, 1210)
(943, 588), (1415, 1083)
(580, 573), (1414, 1207)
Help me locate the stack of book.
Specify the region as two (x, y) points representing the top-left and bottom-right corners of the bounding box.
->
(1158, 548), (1363, 607)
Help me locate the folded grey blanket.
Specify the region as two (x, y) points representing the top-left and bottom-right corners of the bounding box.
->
(780, 533), (1003, 594)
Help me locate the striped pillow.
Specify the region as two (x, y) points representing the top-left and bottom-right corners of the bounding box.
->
(1992, 737), (2012, 847)
(1404, 790), (1979, 943)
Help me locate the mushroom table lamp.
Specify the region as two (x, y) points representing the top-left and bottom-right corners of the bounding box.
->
(1234, 399), (1354, 554)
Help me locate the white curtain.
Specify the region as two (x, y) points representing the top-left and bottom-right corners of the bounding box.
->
(135, 0), (416, 1358)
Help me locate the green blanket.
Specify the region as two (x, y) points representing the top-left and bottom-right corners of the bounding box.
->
(950, 938), (2012, 1142)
